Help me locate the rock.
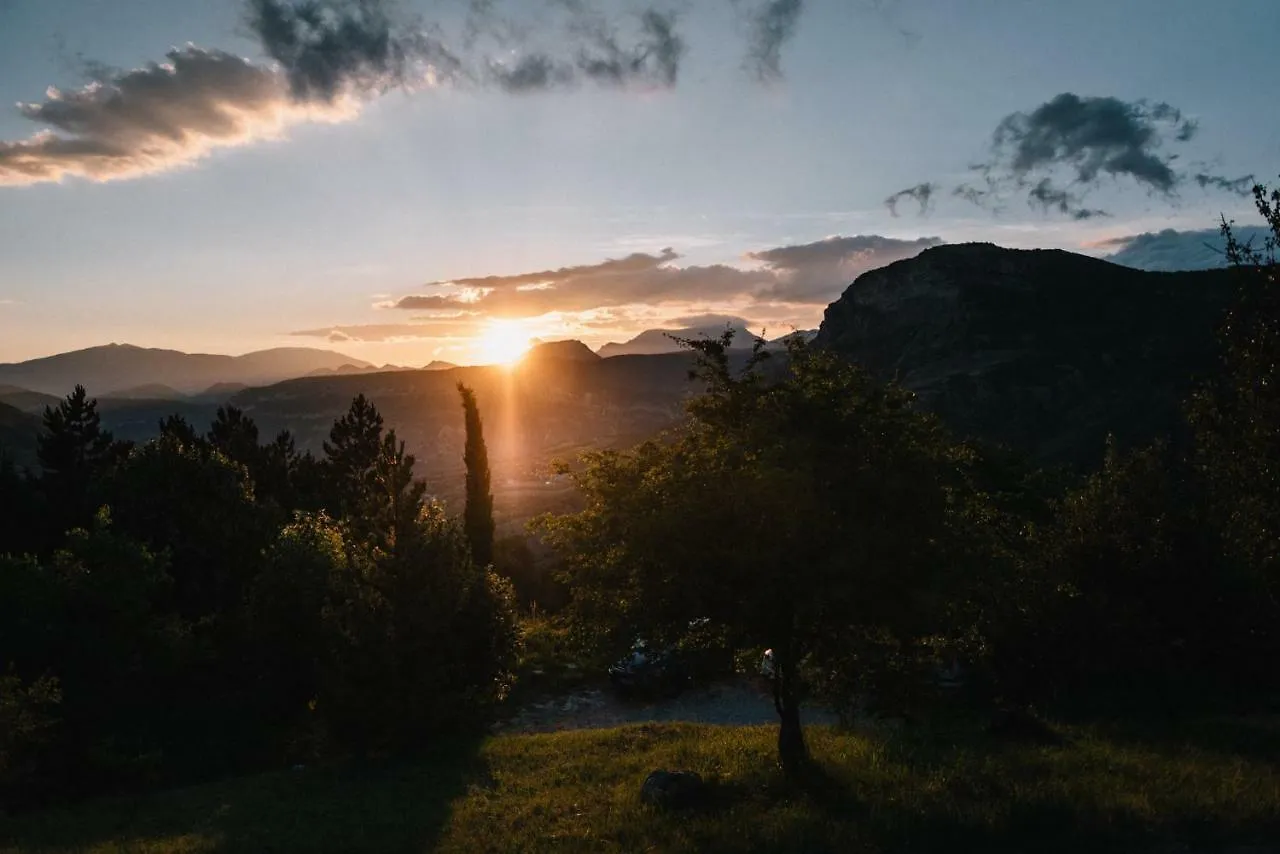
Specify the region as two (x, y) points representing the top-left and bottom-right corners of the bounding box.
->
(640, 770), (706, 809)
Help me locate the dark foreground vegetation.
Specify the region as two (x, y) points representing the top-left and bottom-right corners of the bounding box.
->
(4, 720), (1280, 853)
(1, 182), (1279, 849)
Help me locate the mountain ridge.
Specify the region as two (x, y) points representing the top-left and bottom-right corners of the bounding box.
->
(815, 242), (1236, 465)
(0, 344), (373, 396)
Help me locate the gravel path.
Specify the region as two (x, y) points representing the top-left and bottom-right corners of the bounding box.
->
(495, 677), (839, 734)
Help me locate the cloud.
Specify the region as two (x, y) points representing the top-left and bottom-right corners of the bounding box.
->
(884, 182), (936, 217)
(246, 0), (465, 100)
(290, 320), (479, 342)
(1194, 173), (1256, 195)
(0, 46), (353, 186)
(747, 234), (942, 301)
(384, 233), (941, 317)
(892, 93), (1254, 220)
(739, 0), (804, 83)
(1099, 226), (1273, 272)
(991, 93), (1196, 194)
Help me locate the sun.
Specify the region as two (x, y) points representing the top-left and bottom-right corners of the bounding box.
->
(475, 320), (532, 365)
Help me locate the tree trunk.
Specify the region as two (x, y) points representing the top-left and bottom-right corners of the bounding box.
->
(772, 649), (809, 774)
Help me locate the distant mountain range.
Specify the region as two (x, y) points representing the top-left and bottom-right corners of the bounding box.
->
(0, 344), (375, 397)
(0, 243), (1242, 483)
(597, 324), (817, 357)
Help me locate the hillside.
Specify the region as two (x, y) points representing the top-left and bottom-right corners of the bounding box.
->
(2, 720), (1276, 853)
(815, 243), (1235, 466)
(0, 384), (60, 413)
(0, 344), (373, 396)
(0, 400), (41, 468)
(225, 351), (751, 523)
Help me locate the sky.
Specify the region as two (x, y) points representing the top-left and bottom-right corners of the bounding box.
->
(1, 0), (1277, 366)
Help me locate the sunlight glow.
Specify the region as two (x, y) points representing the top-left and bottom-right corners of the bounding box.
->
(475, 319), (532, 365)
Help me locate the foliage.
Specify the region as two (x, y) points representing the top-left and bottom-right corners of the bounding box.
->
(1194, 178), (1280, 593)
(317, 502), (518, 754)
(538, 335), (983, 768)
(0, 386), (519, 807)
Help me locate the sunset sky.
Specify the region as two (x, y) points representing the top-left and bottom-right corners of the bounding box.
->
(2, 0), (1278, 365)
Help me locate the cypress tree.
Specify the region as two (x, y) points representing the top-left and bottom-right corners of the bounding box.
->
(457, 383), (494, 568)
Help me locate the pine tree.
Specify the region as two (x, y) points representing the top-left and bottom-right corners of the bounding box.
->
(37, 385), (120, 537)
(322, 394), (385, 522)
(457, 384), (494, 568)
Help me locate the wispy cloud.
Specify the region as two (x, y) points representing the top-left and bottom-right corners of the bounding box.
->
(382, 233), (941, 318)
(2, 0), (839, 186)
(0, 46), (354, 186)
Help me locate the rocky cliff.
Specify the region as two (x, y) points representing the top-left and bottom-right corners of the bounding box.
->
(814, 243), (1236, 466)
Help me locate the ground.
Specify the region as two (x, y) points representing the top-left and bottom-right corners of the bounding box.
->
(3, 713), (1279, 854)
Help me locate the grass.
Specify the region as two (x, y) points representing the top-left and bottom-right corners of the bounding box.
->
(3, 717), (1279, 853)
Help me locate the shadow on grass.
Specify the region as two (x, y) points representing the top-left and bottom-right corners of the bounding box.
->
(745, 727), (1280, 854)
(0, 736), (489, 854)
(1100, 714), (1280, 767)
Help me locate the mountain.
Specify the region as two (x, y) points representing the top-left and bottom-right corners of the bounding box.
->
(524, 340), (601, 363)
(598, 325), (816, 358)
(815, 243), (1235, 466)
(0, 344), (373, 396)
(0, 400), (41, 468)
(598, 323), (762, 357)
(0, 384), (60, 414)
(104, 383), (187, 400)
(424, 361), (458, 371)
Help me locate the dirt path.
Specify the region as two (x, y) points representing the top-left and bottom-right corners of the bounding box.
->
(495, 677), (839, 734)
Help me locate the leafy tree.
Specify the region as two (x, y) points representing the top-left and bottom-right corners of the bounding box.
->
(458, 383), (495, 568)
(103, 435), (266, 620)
(1194, 179), (1280, 593)
(317, 502), (517, 754)
(0, 512), (175, 803)
(539, 336), (977, 771)
(248, 512), (348, 758)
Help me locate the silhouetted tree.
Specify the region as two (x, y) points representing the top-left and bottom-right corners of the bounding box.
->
(458, 383), (495, 568)
(157, 414), (201, 448)
(539, 335), (977, 772)
(36, 386), (123, 538)
(1193, 178), (1280, 593)
(322, 394), (385, 528)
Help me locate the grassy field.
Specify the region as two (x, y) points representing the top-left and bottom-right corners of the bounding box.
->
(3, 717), (1279, 854)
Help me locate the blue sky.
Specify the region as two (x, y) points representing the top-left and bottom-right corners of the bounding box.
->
(1, 0), (1277, 365)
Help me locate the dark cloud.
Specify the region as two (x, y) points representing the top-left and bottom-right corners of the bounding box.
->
(884, 182), (936, 217)
(1194, 173), (1255, 195)
(991, 93), (1194, 193)
(487, 53), (575, 93)
(0, 46), (346, 186)
(894, 93), (1251, 220)
(739, 0), (804, 83)
(383, 234), (941, 317)
(1099, 226), (1272, 272)
(245, 0), (457, 100)
(570, 7), (685, 88)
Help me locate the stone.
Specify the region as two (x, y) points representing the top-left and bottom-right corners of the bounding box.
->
(640, 770), (706, 809)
